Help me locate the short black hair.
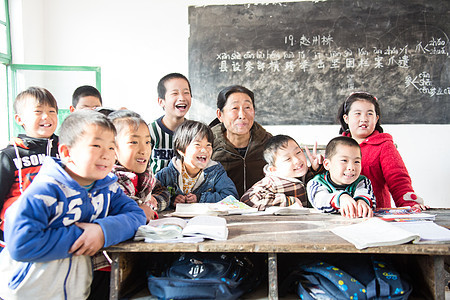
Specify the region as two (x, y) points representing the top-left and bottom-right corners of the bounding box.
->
(108, 109), (147, 136)
(14, 86), (58, 115)
(72, 85), (102, 107)
(157, 73), (192, 99)
(217, 85), (255, 111)
(263, 134), (299, 166)
(173, 120), (213, 160)
(325, 136), (361, 159)
(59, 110), (116, 148)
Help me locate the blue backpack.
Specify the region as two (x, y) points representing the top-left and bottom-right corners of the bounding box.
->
(147, 253), (262, 300)
(281, 256), (412, 300)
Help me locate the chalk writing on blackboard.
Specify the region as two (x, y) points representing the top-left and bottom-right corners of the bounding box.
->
(188, 1), (450, 125)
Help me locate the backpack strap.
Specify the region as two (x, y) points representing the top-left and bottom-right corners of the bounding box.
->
(300, 261), (367, 299)
(372, 258), (411, 298)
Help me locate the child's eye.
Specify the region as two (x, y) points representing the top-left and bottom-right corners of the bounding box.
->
(355, 161), (361, 164)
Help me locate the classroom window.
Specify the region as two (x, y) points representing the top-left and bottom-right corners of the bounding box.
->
(8, 65), (101, 139)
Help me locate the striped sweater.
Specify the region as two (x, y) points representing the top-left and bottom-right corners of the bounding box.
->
(307, 171), (375, 213)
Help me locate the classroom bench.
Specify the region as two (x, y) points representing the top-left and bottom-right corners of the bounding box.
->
(106, 209), (450, 300)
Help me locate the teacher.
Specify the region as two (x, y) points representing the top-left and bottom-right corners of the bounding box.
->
(211, 85), (272, 197)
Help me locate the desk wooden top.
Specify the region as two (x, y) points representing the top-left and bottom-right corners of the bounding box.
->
(107, 208), (450, 255)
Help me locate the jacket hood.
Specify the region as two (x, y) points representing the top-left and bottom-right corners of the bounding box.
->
(11, 134), (58, 150)
(39, 156), (117, 192)
(169, 157), (218, 173)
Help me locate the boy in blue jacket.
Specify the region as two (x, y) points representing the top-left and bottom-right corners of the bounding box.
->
(0, 110), (146, 300)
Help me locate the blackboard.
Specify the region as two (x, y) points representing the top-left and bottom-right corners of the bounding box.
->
(188, 0), (449, 125)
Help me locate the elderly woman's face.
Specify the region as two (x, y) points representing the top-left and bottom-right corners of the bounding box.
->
(217, 92), (255, 138)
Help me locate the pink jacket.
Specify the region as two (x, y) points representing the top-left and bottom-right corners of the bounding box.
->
(343, 130), (418, 208)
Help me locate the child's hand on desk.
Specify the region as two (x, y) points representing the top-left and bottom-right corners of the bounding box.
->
(139, 204), (157, 223)
(403, 192), (429, 210)
(412, 203), (430, 211)
(356, 200), (373, 218)
(185, 193), (197, 203)
(69, 222), (105, 256)
(304, 142), (324, 171)
(173, 194), (186, 206)
(149, 195), (158, 208)
(337, 194), (358, 218)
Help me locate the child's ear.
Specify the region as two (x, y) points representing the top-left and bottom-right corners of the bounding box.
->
(323, 158), (331, 170)
(267, 164), (277, 173)
(176, 149), (185, 158)
(157, 98), (165, 109)
(69, 105), (76, 113)
(343, 114), (349, 124)
(59, 144), (71, 160)
(14, 114), (24, 126)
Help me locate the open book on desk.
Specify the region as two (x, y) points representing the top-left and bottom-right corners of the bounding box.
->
(331, 218), (450, 249)
(134, 215), (228, 243)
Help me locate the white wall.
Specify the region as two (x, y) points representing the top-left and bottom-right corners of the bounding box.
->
(9, 0), (449, 207)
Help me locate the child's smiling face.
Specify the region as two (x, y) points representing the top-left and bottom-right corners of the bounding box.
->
(158, 78), (192, 119)
(15, 97), (58, 139)
(343, 100), (379, 143)
(269, 139), (308, 178)
(115, 122), (152, 174)
(324, 144), (361, 186)
(63, 124), (116, 186)
(116, 123), (152, 174)
(178, 135), (212, 177)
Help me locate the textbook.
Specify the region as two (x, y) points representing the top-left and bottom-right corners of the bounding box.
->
(373, 207), (436, 221)
(392, 221), (450, 244)
(134, 215), (228, 243)
(331, 218), (420, 249)
(331, 218), (450, 249)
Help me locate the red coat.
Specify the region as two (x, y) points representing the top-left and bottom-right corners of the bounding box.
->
(343, 131), (418, 208)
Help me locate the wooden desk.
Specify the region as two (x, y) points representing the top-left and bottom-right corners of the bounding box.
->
(107, 209), (450, 299)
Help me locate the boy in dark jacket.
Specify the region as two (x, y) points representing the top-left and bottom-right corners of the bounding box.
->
(0, 87), (59, 250)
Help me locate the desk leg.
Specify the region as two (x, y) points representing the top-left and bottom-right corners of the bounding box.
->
(411, 254), (446, 299)
(268, 253), (278, 300)
(109, 253), (120, 300)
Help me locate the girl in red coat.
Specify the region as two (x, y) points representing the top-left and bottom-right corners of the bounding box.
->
(337, 92), (428, 210)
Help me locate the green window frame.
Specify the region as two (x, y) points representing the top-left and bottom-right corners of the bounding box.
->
(0, 0), (11, 65)
(8, 64), (101, 139)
